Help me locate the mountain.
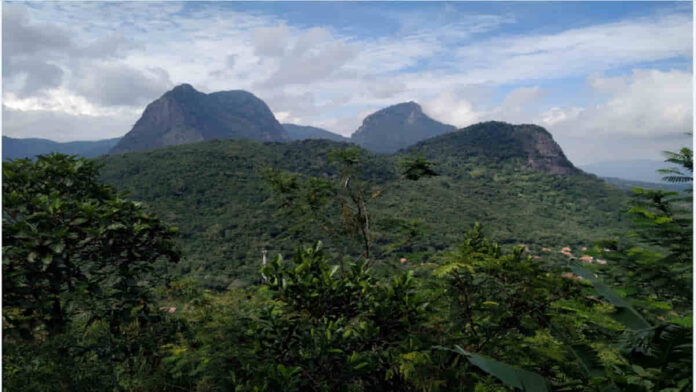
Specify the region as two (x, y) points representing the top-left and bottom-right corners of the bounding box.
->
(600, 176), (690, 192)
(110, 84), (289, 154)
(3, 136), (121, 160)
(98, 122), (627, 288)
(580, 159), (668, 183)
(282, 123), (350, 142)
(406, 121), (578, 175)
(350, 102), (456, 153)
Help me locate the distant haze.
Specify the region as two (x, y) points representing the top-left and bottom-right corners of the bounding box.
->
(580, 159), (669, 183)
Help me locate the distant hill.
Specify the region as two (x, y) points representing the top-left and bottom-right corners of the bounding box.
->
(580, 159), (668, 183)
(110, 84), (289, 154)
(350, 102), (456, 153)
(406, 121), (578, 175)
(98, 122), (627, 288)
(282, 123), (349, 142)
(600, 176), (691, 192)
(3, 136), (121, 160)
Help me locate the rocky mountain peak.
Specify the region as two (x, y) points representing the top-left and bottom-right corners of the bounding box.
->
(350, 102), (456, 153)
(110, 84), (288, 154)
(170, 83), (196, 94)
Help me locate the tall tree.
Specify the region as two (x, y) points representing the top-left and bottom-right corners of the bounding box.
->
(265, 147), (439, 265)
(3, 154), (181, 391)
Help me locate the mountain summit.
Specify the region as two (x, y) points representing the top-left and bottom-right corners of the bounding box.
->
(406, 121), (578, 175)
(110, 84), (288, 154)
(350, 102), (456, 153)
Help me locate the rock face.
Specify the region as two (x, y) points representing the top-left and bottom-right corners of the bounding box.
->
(110, 84), (288, 154)
(350, 102), (456, 153)
(405, 121), (578, 175)
(522, 126), (576, 175)
(282, 123), (349, 143)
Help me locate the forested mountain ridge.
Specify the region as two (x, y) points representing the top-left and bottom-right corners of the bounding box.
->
(7, 148), (691, 391)
(283, 123), (350, 142)
(350, 101), (457, 153)
(7, 124), (690, 392)
(2, 136), (121, 160)
(404, 121), (578, 175)
(110, 84), (289, 154)
(98, 124), (628, 288)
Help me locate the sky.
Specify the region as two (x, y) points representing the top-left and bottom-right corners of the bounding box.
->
(2, 1), (693, 165)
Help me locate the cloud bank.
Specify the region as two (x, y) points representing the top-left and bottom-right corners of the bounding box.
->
(2, 2), (691, 163)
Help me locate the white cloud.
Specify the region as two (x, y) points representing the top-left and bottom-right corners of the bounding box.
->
(311, 110), (373, 137)
(2, 105), (137, 141)
(543, 69), (692, 138)
(259, 28), (358, 86)
(538, 69), (692, 164)
(422, 91), (481, 127)
(454, 13), (691, 84)
(2, 4), (72, 57)
(501, 87), (545, 109)
(71, 63), (173, 106)
(3, 89), (139, 117)
(540, 107), (583, 127)
(366, 79), (407, 99)
(419, 86), (546, 128)
(2, 1), (692, 165)
(252, 24), (291, 57)
(5, 59), (65, 97)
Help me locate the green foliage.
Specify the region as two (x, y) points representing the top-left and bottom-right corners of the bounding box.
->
(588, 148), (692, 312)
(570, 265), (650, 330)
(658, 147), (693, 185)
(399, 153), (440, 181)
(3, 154), (182, 390)
(7, 141), (689, 391)
(266, 147), (441, 263)
(568, 146), (693, 391)
(432, 223), (598, 389)
(442, 345), (550, 392)
(616, 323), (692, 390)
(162, 242), (437, 392)
(98, 138), (629, 287)
(163, 219), (688, 392)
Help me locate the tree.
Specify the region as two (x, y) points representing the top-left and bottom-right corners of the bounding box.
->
(265, 147), (439, 264)
(659, 146), (693, 186)
(163, 242), (434, 392)
(433, 223), (590, 390)
(591, 146), (692, 313)
(3, 154), (181, 390)
(575, 146), (693, 391)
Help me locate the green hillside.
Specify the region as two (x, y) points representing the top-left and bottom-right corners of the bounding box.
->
(99, 128), (629, 288)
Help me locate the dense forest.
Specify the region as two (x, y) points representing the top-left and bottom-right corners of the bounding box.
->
(97, 129), (630, 289)
(2, 135), (692, 390)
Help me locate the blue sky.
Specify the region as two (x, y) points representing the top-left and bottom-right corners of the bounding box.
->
(2, 1), (692, 164)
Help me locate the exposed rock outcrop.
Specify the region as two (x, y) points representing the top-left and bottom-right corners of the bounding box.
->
(111, 84), (288, 154)
(350, 102), (456, 153)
